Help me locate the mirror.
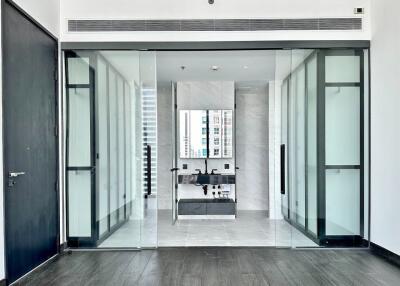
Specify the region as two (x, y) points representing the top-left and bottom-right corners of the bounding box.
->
(179, 110), (208, 158)
(179, 110), (233, 159)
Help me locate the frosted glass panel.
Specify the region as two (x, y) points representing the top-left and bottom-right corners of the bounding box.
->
(68, 171), (91, 237)
(281, 80), (289, 218)
(117, 78), (125, 221)
(326, 56), (360, 83)
(125, 83), (132, 217)
(306, 56), (318, 236)
(295, 66), (306, 227)
(326, 169), (360, 235)
(68, 57), (90, 85)
(109, 70), (119, 227)
(326, 87), (360, 165)
(68, 88), (91, 166)
(97, 58), (109, 236)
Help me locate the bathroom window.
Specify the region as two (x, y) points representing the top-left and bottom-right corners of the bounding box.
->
(202, 138), (207, 145)
(214, 138), (220, 145)
(202, 128), (207, 135)
(214, 149), (220, 156)
(214, 128), (220, 135)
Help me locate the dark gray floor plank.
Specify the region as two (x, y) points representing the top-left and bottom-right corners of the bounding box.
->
(14, 248), (400, 286)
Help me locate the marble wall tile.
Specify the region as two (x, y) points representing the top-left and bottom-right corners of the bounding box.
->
(157, 82), (173, 210)
(236, 83), (269, 211)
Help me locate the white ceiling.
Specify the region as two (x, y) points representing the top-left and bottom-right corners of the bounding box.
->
(100, 49), (313, 84)
(157, 50), (277, 82)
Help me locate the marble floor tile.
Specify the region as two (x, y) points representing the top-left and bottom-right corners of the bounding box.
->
(98, 210), (318, 248)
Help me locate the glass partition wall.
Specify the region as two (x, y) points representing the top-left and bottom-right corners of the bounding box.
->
(279, 49), (369, 247)
(64, 47), (369, 249)
(65, 51), (157, 248)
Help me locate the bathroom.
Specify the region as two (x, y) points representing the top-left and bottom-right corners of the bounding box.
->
(156, 50), (314, 247)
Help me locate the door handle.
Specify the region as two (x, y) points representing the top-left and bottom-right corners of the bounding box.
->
(280, 144), (286, 195)
(9, 172), (26, 178)
(8, 172), (26, 188)
(146, 145), (152, 198)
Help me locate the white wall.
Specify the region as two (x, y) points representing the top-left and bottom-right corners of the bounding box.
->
(370, 0), (400, 255)
(60, 0), (371, 42)
(14, 0), (60, 37)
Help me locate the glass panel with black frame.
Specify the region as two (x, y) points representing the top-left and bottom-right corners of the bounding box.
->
(280, 49), (370, 248)
(65, 52), (95, 247)
(65, 50), (157, 248)
(322, 50), (367, 247)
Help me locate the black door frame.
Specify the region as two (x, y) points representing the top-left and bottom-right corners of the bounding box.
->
(1, 0), (60, 284)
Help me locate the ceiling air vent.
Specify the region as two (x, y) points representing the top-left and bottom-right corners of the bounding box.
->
(68, 18), (362, 32)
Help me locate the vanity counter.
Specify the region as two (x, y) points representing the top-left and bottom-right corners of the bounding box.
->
(178, 198), (236, 216)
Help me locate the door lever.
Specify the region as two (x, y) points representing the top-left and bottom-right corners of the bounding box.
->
(9, 172), (26, 178)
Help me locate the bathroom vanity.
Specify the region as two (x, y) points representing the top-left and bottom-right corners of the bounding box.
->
(177, 173), (236, 218)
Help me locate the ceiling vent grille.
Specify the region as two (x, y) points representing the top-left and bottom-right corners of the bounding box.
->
(68, 18), (362, 32)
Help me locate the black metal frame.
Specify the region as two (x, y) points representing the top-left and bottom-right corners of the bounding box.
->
(61, 41), (370, 51)
(318, 49), (365, 247)
(2, 0), (60, 282)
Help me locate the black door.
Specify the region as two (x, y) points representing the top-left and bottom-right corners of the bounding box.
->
(2, 1), (58, 284)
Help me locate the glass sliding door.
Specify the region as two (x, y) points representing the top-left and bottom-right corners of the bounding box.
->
(274, 49), (293, 247)
(140, 52), (158, 248)
(322, 50), (364, 245)
(65, 50), (157, 248)
(305, 54), (318, 237)
(278, 49), (369, 248)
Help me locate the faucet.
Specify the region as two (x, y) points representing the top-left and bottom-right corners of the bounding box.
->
(204, 159), (208, 174)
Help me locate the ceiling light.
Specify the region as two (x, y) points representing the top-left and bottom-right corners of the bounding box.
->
(243, 65), (249, 69)
(211, 65), (219, 71)
(180, 66), (186, 71)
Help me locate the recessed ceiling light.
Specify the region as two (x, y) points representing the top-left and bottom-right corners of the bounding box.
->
(243, 65), (249, 69)
(211, 65), (219, 71)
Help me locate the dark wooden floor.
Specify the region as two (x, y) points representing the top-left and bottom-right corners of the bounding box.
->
(14, 248), (400, 286)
